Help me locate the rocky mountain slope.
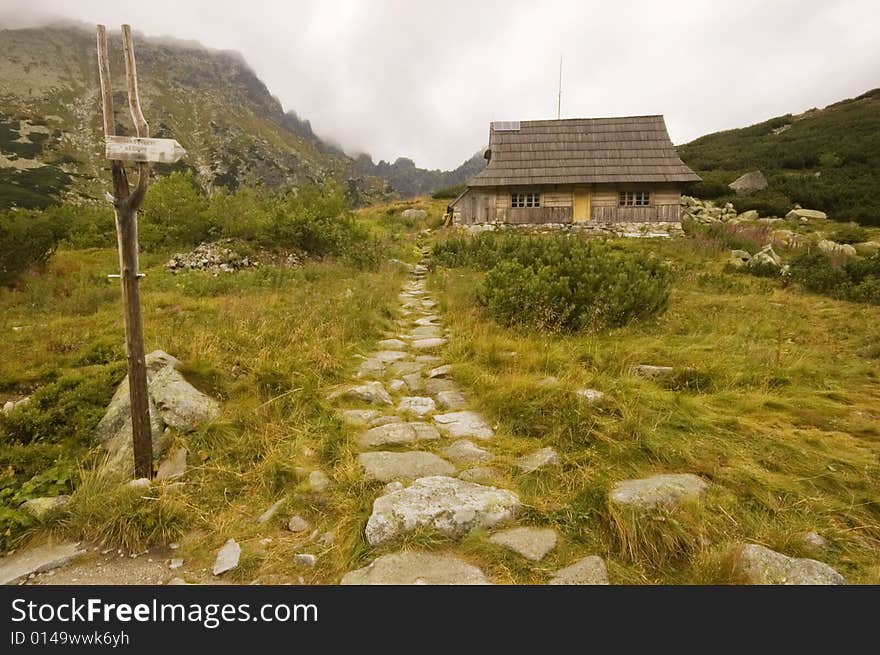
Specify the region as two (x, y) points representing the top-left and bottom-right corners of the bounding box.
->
(352, 150), (486, 198)
(677, 88), (880, 224)
(0, 24), (388, 209)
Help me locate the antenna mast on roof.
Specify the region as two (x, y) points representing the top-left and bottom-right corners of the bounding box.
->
(556, 55), (562, 119)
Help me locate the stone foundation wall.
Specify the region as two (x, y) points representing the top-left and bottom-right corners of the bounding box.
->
(454, 221), (684, 238)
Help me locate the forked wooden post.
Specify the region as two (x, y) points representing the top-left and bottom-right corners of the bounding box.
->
(97, 24), (153, 478)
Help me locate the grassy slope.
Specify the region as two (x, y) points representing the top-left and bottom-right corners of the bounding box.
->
(677, 88), (880, 223)
(428, 233), (880, 584)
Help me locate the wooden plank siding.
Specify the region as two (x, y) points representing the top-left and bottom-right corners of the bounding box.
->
(591, 204), (680, 223)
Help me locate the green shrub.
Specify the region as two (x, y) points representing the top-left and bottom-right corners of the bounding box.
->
(435, 234), (670, 332)
(0, 208), (70, 286)
(789, 251), (880, 304)
(685, 180), (731, 200)
(829, 222), (870, 244)
(730, 190), (793, 218)
(431, 184), (466, 200)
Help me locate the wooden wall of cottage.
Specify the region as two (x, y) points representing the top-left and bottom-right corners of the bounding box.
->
(452, 184), (682, 225)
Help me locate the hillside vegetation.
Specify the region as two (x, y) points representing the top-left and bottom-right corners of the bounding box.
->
(678, 89), (880, 225)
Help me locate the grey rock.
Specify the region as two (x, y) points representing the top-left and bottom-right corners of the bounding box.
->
(169, 558), (184, 570)
(443, 440), (493, 464)
(388, 379), (406, 393)
(576, 388), (604, 403)
(749, 244), (782, 268)
(735, 544), (845, 585)
(610, 473), (708, 510)
(515, 447), (560, 473)
(458, 467), (500, 483)
(368, 415), (402, 427)
(803, 531), (829, 550)
(434, 411), (494, 440)
(785, 208), (827, 221)
(728, 170), (768, 195)
(0, 542), (85, 585)
(148, 358), (221, 432)
(358, 451), (456, 482)
(424, 378), (458, 395)
(398, 396), (437, 417)
(415, 355), (443, 364)
(128, 477), (151, 489)
(20, 496), (70, 520)
(401, 209), (428, 220)
(489, 527), (558, 561)
(288, 515), (311, 533)
(549, 556), (609, 585)
(308, 470), (330, 493)
(402, 373), (424, 393)
(376, 339), (408, 350)
(365, 475), (520, 545)
(389, 361), (423, 377)
(537, 376), (559, 387)
(411, 338), (447, 350)
(167, 577), (189, 585)
(356, 358), (386, 379)
(436, 390), (467, 410)
(818, 239), (857, 257)
(738, 210), (760, 221)
(408, 327), (443, 340)
(294, 553), (317, 567)
(414, 316), (439, 326)
(328, 381), (392, 406)
(630, 364), (675, 379)
(428, 364), (453, 378)
(340, 409), (380, 426)
(341, 551), (490, 585)
(256, 499), (285, 525)
(156, 447), (187, 482)
(371, 350), (410, 363)
(212, 538), (240, 576)
(730, 249), (752, 262)
(358, 422), (441, 448)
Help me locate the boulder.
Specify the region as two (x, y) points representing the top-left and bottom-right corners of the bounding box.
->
(148, 361), (221, 431)
(20, 496), (70, 520)
(489, 527), (557, 561)
(328, 381), (392, 405)
(442, 439), (493, 465)
(341, 551), (490, 585)
(357, 451), (456, 482)
(786, 208), (827, 221)
(610, 473), (708, 510)
(737, 210), (760, 222)
(364, 476), (520, 545)
(515, 447), (560, 473)
(401, 209), (428, 220)
(852, 241), (880, 257)
(549, 556), (610, 585)
(728, 249), (751, 269)
(818, 240), (857, 257)
(358, 421), (441, 448)
(212, 538), (240, 576)
(749, 244), (782, 269)
(155, 447), (187, 481)
(728, 171), (768, 195)
(433, 411), (494, 440)
(734, 544), (845, 585)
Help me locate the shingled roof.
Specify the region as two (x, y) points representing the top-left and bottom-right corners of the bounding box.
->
(468, 115), (700, 187)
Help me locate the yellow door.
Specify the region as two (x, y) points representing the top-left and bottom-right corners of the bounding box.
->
(573, 188), (591, 222)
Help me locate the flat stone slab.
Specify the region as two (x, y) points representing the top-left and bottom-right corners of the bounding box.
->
(549, 556), (610, 585)
(407, 327), (443, 339)
(389, 361), (424, 376)
(0, 542), (86, 585)
(516, 447), (560, 473)
(371, 350), (410, 363)
(436, 390), (467, 410)
(358, 451), (456, 482)
(443, 439), (493, 464)
(341, 551), (490, 585)
(365, 476), (520, 545)
(428, 364), (452, 378)
(376, 339), (408, 350)
(434, 411), (494, 440)
(369, 415), (402, 427)
(489, 527), (558, 561)
(356, 358), (386, 378)
(213, 538), (241, 576)
(630, 365), (675, 379)
(398, 396), (437, 417)
(425, 378), (458, 395)
(610, 473), (708, 510)
(340, 409), (380, 426)
(328, 381), (392, 405)
(414, 316), (439, 326)
(358, 422), (441, 448)
(735, 544), (846, 585)
(458, 467), (500, 483)
(411, 338), (447, 350)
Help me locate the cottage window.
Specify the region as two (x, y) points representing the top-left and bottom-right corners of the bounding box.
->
(619, 191), (650, 207)
(511, 192), (540, 208)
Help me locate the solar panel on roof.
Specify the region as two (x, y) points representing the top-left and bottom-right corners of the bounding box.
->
(491, 121), (521, 131)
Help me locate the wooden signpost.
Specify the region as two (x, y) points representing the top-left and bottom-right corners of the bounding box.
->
(96, 24), (184, 478)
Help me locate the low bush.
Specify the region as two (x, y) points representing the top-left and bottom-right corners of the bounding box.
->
(686, 221), (773, 254)
(730, 190), (793, 218)
(431, 184), (466, 200)
(829, 222), (870, 244)
(0, 208), (70, 286)
(789, 251), (880, 304)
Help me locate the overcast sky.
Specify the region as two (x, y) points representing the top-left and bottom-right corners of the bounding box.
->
(3, 0), (879, 169)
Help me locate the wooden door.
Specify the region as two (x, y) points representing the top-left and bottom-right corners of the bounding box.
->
(573, 188), (591, 222)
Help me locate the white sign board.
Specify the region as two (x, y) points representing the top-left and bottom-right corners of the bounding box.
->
(105, 135), (186, 163)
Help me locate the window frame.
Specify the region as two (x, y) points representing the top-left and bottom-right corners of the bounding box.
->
(511, 191), (541, 208)
(618, 190), (651, 207)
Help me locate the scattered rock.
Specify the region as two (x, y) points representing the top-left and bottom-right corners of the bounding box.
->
(402, 373), (424, 393)
(294, 553), (317, 567)
(516, 447), (560, 473)
(340, 409), (380, 426)
(610, 473), (708, 510)
(576, 388), (604, 403)
(371, 350), (410, 363)
(288, 516), (311, 533)
(630, 364), (675, 379)
(549, 556), (609, 585)
(166, 240), (264, 274)
(169, 558), (184, 570)
(853, 241), (880, 257)
(401, 209), (428, 220)
(341, 551), (490, 585)
(537, 376), (559, 387)
(489, 527), (558, 561)
(442, 440), (493, 465)
(156, 447), (187, 482)
(818, 239), (857, 257)
(358, 451), (456, 482)
(365, 476), (520, 545)
(359, 421), (441, 448)
(411, 338), (447, 350)
(389, 361), (424, 377)
(785, 208), (826, 221)
(20, 496), (70, 520)
(128, 477), (151, 489)
(167, 577), (189, 585)
(0, 542), (86, 585)
(749, 244), (783, 268)
(388, 379), (406, 392)
(398, 396), (436, 417)
(328, 381), (393, 406)
(458, 467), (500, 483)
(436, 390), (467, 410)
(434, 411), (494, 440)
(256, 499), (285, 525)
(728, 170), (768, 195)
(737, 209), (760, 222)
(212, 538), (241, 576)
(803, 531), (829, 550)
(376, 339), (408, 350)
(2, 400), (13, 414)
(307, 470), (330, 493)
(735, 544), (845, 585)
(428, 364), (452, 378)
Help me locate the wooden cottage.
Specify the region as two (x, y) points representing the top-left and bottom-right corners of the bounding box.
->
(449, 115), (700, 226)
